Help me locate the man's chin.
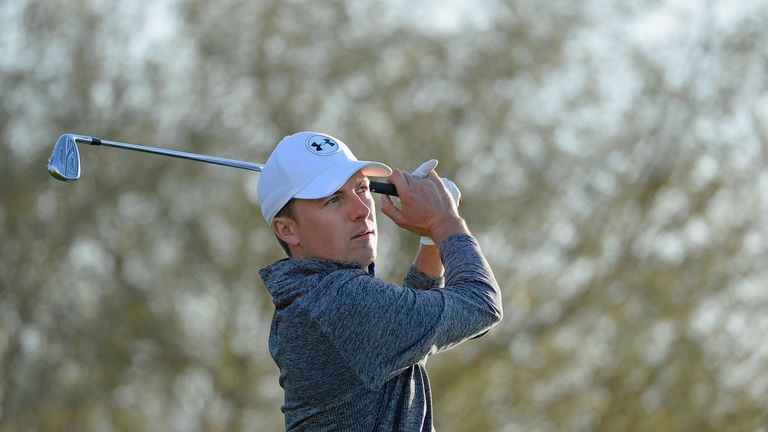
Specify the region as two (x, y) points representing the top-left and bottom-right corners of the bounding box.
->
(348, 238), (376, 267)
(361, 253), (376, 268)
(356, 251), (376, 269)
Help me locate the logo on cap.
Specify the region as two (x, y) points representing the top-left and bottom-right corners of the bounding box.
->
(306, 135), (341, 156)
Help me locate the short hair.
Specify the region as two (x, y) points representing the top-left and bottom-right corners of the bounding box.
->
(274, 199), (296, 257)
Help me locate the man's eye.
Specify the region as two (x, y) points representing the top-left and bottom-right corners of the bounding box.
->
(325, 196), (340, 205)
(356, 185), (369, 194)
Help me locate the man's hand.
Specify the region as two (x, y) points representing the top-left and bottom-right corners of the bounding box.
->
(380, 169), (469, 245)
(410, 160), (462, 205)
(409, 160), (462, 245)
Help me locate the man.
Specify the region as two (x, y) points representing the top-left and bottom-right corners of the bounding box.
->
(257, 131), (503, 431)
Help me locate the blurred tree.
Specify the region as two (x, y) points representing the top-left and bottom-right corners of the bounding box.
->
(2, 0), (768, 431)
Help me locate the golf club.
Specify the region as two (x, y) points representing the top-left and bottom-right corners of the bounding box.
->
(47, 134), (398, 196)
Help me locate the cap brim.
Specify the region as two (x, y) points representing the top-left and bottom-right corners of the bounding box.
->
(294, 161), (392, 199)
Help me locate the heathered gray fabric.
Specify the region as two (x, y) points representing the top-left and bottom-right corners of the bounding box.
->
(259, 234), (503, 431)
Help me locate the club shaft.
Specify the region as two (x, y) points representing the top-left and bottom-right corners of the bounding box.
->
(71, 135), (398, 196)
(77, 135), (265, 172)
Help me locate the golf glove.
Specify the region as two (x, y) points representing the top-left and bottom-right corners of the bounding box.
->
(410, 159), (461, 246)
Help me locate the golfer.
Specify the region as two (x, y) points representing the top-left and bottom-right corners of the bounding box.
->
(257, 131), (503, 431)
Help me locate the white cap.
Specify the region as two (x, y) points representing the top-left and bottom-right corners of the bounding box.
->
(257, 131), (392, 223)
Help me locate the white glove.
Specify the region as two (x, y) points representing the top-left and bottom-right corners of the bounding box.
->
(410, 160), (461, 245)
(411, 159), (439, 177)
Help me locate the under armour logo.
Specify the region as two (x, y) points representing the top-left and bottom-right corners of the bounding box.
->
(311, 138), (336, 152)
(306, 135), (342, 156)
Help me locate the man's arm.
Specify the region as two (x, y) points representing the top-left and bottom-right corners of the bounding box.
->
(297, 168), (497, 387)
(385, 168), (467, 289)
(399, 166), (462, 284)
(307, 233), (502, 388)
(403, 244), (444, 291)
(412, 243), (443, 279)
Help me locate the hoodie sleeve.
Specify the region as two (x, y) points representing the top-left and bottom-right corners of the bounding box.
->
(306, 234), (503, 389)
(403, 265), (444, 290)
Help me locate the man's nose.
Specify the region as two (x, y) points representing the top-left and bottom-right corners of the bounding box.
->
(348, 193), (371, 220)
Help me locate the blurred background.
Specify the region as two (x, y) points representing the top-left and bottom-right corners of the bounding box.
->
(2, 0), (768, 430)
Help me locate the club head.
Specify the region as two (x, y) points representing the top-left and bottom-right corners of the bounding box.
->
(48, 134), (81, 181)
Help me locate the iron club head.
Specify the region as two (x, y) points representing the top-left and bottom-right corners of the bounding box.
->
(48, 134), (81, 181)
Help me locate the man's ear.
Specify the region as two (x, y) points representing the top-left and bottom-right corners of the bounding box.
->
(272, 217), (300, 247)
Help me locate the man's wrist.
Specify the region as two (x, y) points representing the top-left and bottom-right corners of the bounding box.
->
(430, 217), (470, 245)
(413, 243), (444, 279)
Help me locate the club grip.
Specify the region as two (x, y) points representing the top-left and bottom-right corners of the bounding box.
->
(370, 181), (398, 196)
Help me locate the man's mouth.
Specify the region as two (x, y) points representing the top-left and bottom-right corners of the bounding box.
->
(352, 228), (375, 240)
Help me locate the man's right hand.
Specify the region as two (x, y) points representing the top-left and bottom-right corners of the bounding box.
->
(380, 169), (469, 245)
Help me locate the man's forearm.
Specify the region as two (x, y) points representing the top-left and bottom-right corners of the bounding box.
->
(412, 243), (444, 278)
(413, 216), (469, 278)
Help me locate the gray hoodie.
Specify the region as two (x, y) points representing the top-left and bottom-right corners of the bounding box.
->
(259, 234), (503, 431)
